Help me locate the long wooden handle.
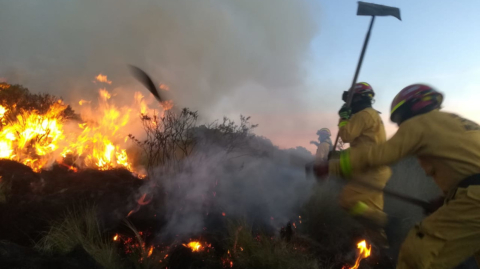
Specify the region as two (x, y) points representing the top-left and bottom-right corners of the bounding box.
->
(351, 179), (431, 209)
(330, 16), (376, 157)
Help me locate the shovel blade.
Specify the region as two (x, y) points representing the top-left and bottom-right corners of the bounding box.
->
(357, 1), (401, 20)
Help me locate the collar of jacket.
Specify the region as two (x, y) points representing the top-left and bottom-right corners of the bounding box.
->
(351, 101), (372, 114)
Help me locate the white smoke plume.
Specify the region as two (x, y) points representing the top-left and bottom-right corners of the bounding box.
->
(0, 0), (320, 125)
(151, 136), (314, 239)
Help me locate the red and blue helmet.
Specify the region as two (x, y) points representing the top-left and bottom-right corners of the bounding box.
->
(390, 84), (443, 124)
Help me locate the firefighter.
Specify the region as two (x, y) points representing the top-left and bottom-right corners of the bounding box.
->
(314, 84), (480, 269)
(311, 128), (332, 163)
(337, 82), (392, 248)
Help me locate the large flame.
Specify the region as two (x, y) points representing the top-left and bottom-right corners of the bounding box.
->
(343, 240), (372, 269)
(0, 75), (169, 174)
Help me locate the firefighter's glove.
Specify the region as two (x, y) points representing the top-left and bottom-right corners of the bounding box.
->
(310, 141), (320, 147)
(338, 104), (352, 120)
(313, 162), (329, 182)
(424, 196), (445, 215)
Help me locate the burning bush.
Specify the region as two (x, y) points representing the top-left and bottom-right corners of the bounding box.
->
(0, 81), (160, 174)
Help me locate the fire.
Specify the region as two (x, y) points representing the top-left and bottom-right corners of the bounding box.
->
(113, 234), (119, 241)
(147, 246), (154, 257)
(343, 240), (372, 269)
(183, 241), (202, 252)
(78, 99), (91, 106)
(0, 76), (169, 174)
(0, 101), (67, 171)
(161, 100), (174, 111)
(95, 74), (112, 84)
(159, 84), (170, 91)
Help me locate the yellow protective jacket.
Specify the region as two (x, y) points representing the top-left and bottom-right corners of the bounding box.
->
(337, 107), (392, 228)
(315, 138), (332, 163)
(332, 110), (480, 193)
(338, 107), (391, 176)
(339, 107), (388, 148)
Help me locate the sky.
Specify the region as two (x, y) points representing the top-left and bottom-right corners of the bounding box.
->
(285, 0), (480, 152)
(0, 0), (479, 154)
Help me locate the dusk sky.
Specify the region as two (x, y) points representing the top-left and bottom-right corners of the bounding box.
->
(270, 0), (480, 153)
(1, 0), (479, 154)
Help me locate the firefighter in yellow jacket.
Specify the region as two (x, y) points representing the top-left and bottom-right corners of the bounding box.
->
(315, 84), (480, 269)
(311, 128), (332, 163)
(337, 82), (392, 247)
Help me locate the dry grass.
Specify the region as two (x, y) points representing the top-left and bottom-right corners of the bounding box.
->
(35, 206), (125, 269)
(225, 221), (319, 269)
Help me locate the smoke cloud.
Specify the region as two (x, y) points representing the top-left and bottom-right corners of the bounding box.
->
(150, 136), (314, 239)
(0, 0), (320, 127)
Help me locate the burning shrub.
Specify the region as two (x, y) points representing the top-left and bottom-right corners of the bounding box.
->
(0, 82), (152, 174)
(0, 83), (77, 121)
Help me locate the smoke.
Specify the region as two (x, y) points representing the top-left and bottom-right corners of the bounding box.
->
(0, 0), (320, 124)
(152, 136), (314, 238)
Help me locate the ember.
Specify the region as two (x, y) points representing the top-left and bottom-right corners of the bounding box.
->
(343, 240), (372, 269)
(183, 241), (202, 252)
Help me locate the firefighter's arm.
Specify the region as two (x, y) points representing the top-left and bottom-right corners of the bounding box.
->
(338, 111), (369, 143)
(330, 120), (423, 177)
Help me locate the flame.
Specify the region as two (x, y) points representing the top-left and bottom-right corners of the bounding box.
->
(159, 84), (170, 91)
(161, 100), (174, 111)
(113, 234), (119, 241)
(0, 102), (66, 171)
(343, 240), (372, 269)
(0, 78), (168, 175)
(78, 99), (91, 106)
(147, 246), (154, 257)
(95, 74), (112, 84)
(183, 241), (202, 252)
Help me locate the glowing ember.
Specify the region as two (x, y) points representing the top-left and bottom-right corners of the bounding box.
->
(222, 212), (226, 216)
(137, 193), (152, 205)
(343, 240), (372, 269)
(113, 234), (119, 241)
(147, 246), (154, 257)
(96, 74), (112, 84)
(78, 99), (91, 106)
(159, 84), (170, 91)
(183, 241), (202, 252)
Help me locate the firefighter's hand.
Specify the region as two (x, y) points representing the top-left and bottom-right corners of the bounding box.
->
(424, 196), (445, 215)
(313, 162), (329, 182)
(338, 104), (352, 120)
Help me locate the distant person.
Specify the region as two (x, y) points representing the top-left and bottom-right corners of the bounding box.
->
(336, 82), (392, 248)
(311, 128), (332, 163)
(315, 84), (480, 269)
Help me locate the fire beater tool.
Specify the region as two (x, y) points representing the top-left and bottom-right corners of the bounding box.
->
(331, 1), (401, 154)
(129, 65), (164, 103)
(306, 2), (409, 208)
(306, 169), (432, 211)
